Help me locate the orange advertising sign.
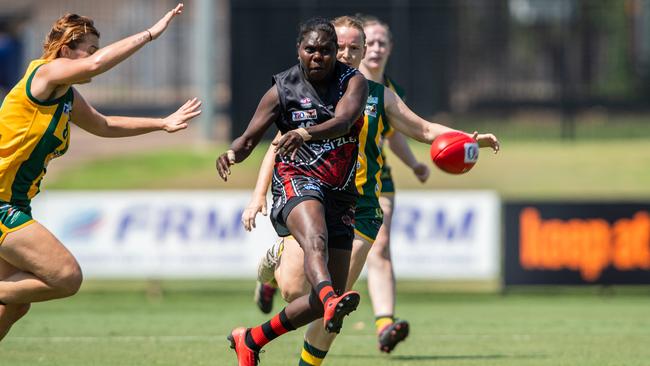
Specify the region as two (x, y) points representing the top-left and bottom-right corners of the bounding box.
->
(519, 207), (650, 282)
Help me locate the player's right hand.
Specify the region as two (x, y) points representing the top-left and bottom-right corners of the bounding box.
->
(148, 3), (184, 40)
(273, 130), (304, 161)
(216, 150), (235, 181)
(242, 196), (268, 231)
(472, 131), (500, 153)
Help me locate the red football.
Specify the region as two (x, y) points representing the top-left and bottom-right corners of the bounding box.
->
(430, 132), (479, 174)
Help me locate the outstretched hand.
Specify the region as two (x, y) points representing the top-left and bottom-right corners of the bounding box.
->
(472, 131), (500, 153)
(148, 3), (184, 40)
(241, 196), (268, 231)
(161, 98), (201, 132)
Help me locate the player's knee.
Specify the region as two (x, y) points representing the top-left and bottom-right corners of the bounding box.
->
(368, 243), (391, 263)
(11, 303), (30, 321)
(279, 277), (309, 302)
(300, 233), (328, 253)
(52, 261), (83, 297)
(280, 286), (302, 302)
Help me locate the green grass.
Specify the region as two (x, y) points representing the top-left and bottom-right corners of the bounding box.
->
(3, 280), (650, 365)
(45, 139), (650, 199)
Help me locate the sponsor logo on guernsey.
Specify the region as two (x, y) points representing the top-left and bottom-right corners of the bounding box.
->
(300, 97), (312, 108)
(367, 96), (378, 104)
(292, 109), (317, 122)
(63, 101), (72, 116)
(309, 136), (357, 154)
(365, 103), (377, 117)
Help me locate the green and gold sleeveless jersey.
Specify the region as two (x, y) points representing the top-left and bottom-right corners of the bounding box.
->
(378, 75), (406, 194)
(0, 59), (73, 207)
(355, 80), (391, 209)
(380, 75), (406, 140)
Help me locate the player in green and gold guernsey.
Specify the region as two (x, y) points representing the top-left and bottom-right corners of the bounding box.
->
(242, 16), (500, 365)
(358, 14), (435, 353)
(0, 4), (201, 342)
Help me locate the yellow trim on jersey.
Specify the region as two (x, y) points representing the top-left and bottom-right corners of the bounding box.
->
(0, 219), (35, 245)
(355, 114), (370, 195)
(374, 115), (386, 194)
(0, 59), (72, 204)
(354, 229), (375, 245)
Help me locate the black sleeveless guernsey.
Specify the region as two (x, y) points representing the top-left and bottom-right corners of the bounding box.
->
(269, 61), (364, 239)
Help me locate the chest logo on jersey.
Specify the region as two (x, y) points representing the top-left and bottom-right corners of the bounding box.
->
(63, 101), (73, 116)
(299, 98), (312, 108)
(365, 103), (377, 118)
(367, 96), (378, 104)
(292, 109), (317, 122)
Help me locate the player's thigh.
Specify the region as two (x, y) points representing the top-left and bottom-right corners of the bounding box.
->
(275, 237), (309, 301)
(346, 236), (372, 290)
(0, 221), (81, 285)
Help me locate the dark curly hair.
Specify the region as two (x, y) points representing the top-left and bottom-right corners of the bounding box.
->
(296, 17), (338, 47)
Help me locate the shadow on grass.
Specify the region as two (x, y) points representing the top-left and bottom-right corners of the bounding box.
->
(329, 353), (547, 362)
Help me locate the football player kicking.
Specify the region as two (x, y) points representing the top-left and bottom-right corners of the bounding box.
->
(242, 15), (499, 365)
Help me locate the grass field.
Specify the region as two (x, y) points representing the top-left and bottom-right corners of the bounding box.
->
(4, 280), (650, 366)
(23, 130), (650, 365)
(45, 139), (650, 199)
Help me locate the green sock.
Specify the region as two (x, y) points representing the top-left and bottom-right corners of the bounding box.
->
(298, 340), (328, 366)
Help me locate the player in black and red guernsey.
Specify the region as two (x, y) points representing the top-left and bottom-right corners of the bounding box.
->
(216, 17), (368, 366)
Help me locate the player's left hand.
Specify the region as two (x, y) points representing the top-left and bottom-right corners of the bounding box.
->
(412, 162), (430, 183)
(273, 130), (304, 160)
(472, 131), (500, 153)
(148, 3), (184, 40)
(162, 97), (201, 132)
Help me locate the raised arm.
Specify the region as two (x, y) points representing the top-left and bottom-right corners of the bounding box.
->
(273, 73), (368, 159)
(216, 85), (280, 181)
(70, 89), (200, 137)
(384, 88), (500, 152)
(241, 133), (280, 231)
(32, 4), (183, 99)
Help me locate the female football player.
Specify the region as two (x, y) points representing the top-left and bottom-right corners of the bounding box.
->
(216, 18), (368, 365)
(0, 3), (200, 341)
(242, 15), (499, 364)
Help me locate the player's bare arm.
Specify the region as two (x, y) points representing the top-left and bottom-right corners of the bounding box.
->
(32, 4), (184, 98)
(241, 137), (279, 231)
(386, 132), (430, 183)
(385, 88), (500, 152)
(71, 89), (200, 137)
(217, 85), (280, 181)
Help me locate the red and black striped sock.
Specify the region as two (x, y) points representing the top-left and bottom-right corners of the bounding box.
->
(316, 281), (335, 306)
(245, 308), (295, 352)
